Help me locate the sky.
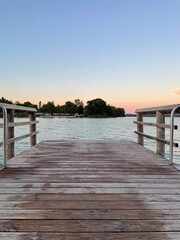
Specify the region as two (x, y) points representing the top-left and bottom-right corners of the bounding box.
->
(0, 0), (180, 113)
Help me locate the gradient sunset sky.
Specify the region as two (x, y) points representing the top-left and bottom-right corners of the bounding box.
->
(0, 0), (180, 113)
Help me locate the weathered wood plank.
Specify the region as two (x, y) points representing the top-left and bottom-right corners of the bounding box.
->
(134, 131), (178, 147)
(1, 187), (180, 194)
(6, 131), (39, 144)
(1, 182), (180, 188)
(2, 176), (180, 183)
(1, 219), (180, 232)
(0, 140), (180, 239)
(1, 193), (180, 202)
(0, 232), (180, 240)
(1, 209), (180, 220)
(134, 120), (178, 129)
(1, 173), (180, 179)
(1, 168), (177, 175)
(8, 120), (39, 127)
(1, 200), (180, 210)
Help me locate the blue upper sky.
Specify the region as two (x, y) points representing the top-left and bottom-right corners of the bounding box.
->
(0, 0), (180, 112)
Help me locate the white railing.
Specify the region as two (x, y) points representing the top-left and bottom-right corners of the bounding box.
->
(134, 104), (180, 164)
(0, 103), (39, 169)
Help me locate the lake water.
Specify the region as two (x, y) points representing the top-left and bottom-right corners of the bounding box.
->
(0, 117), (180, 164)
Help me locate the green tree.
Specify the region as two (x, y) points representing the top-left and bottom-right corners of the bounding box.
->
(40, 101), (56, 115)
(106, 105), (125, 117)
(0, 97), (12, 104)
(105, 105), (116, 117)
(115, 108), (125, 117)
(74, 99), (84, 114)
(55, 105), (61, 114)
(64, 101), (77, 114)
(22, 101), (38, 109)
(85, 98), (107, 116)
(84, 98), (125, 117)
(59, 105), (67, 114)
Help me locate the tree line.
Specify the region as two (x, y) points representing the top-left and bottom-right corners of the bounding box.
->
(0, 97), (125, 117)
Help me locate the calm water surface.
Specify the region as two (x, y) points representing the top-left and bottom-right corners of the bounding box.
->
(0, 117), (180, 164)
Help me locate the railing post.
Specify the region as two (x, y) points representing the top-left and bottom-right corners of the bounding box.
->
(137, 113), (144, 145)
(169, 105), (180, 164)
(29, 112), (36, 146)
(7, 109), (14, 159)
(156, 111), (165, 156)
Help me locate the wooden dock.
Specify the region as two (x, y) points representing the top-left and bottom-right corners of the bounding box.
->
(0, 140), (180, 239)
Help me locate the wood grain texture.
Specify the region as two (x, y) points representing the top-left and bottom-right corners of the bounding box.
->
(0, 140), (180, 240)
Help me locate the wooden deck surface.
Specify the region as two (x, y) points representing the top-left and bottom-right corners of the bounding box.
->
(0, 140), (180, 240)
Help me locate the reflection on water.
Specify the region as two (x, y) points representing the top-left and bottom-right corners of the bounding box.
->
(0, 117), (180, 164)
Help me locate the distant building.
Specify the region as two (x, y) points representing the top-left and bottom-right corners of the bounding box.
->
(74, 113), (80, 118)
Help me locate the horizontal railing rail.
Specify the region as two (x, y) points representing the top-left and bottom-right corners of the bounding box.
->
(134, 104), (180, 165)
(0, 103), (39, 170)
